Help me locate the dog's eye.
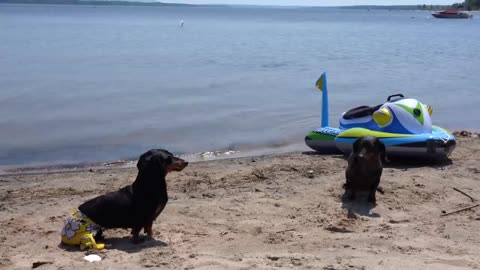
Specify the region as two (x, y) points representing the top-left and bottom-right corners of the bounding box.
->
(166, 156), (173, 164)
(413, 108), (421, 117)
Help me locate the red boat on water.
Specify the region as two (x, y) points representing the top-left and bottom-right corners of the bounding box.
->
(432, 9), (473, 19)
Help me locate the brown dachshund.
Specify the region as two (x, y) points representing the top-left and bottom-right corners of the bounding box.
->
(77, 149), (188, 244)
(345, 136), (385, 204)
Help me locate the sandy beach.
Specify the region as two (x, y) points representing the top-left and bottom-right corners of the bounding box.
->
(1, 132), (480, 270)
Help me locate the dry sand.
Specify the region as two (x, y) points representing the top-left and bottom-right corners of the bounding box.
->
(1, 133), (480, 270)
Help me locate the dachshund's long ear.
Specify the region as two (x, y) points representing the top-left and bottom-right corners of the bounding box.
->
(353, 138), (362, 154)
(165, 155), (173, 166)
(153, 154), (173, 169)
(137, 151), (152, 171)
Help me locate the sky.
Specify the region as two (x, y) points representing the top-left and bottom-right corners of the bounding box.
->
(163, 0), (455, 6)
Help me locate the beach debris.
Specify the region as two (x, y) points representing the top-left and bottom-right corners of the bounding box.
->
(452, 130), (477, 138)
(291, 257), (302, 266)
(441, 203), (480, 217)
(32, 261), (53, 269)
(199, 150), (239, 160)
(266, 255), (280, 261)
(101, 160), (133, 167)
(202, 193), (215, 198)
(324, 225), (354, 233)
(388, 219), (409, 224)
(453, 187), (476, 202)
(306, 170), (314, 178)
(275, 228), (295, 234)
(83, 254), (102, 263)
(468, 167), (480, 174)
(252, 169), (267, 180)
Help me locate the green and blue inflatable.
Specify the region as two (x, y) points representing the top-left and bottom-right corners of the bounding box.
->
(305, 73), (456, 158)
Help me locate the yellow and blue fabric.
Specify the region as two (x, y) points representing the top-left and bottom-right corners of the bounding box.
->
(61, 209), (105, 250)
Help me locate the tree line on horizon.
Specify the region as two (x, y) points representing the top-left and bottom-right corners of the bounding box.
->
(418, 0), (479, 10)
(0, 0), (193, 6)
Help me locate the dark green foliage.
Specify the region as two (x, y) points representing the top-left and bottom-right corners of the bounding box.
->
(0, 0), (192, 6)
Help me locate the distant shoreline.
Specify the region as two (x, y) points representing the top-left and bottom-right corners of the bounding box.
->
(0, 1), (476, 11)
(0, 0), (196, 6)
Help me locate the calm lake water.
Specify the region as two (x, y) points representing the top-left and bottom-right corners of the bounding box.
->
(0, 4), (478, 167)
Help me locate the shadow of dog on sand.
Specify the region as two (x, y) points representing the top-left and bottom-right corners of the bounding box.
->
(341, 191), (380, 218)
(101, 235), (168, 253)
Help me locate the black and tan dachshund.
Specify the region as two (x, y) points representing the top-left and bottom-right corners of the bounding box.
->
(344, 136), (386, 204)
(62, 149), (188, 249)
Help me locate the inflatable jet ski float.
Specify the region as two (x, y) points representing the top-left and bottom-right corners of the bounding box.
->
(304, 73), (456, 158)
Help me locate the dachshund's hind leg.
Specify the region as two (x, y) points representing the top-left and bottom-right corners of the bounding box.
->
(131, 227), (143, 244)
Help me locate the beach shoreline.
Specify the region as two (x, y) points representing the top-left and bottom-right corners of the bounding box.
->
(1, 132), (479, 269)
(0, 130), (475, 176)
(0, 141), (309, 176)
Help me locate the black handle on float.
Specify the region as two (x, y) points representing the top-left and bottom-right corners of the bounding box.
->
(387, 94), (405, 102)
